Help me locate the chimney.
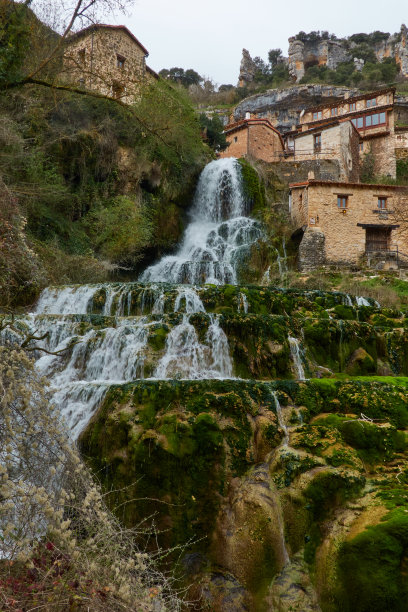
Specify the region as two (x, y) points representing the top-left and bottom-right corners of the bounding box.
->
(245, 112), (250, 120)
(308, 171), (315, 180)
(344, 91), (350, 99)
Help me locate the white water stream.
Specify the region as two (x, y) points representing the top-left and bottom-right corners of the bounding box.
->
(141, 158), (262, 285)
(12, 159), (260, 438)
(288, 336), (306, 381)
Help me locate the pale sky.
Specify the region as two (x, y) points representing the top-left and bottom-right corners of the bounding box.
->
(115, 0), (408, 86)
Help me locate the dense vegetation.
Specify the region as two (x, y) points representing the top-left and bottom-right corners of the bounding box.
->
(0, 4), (211, 308)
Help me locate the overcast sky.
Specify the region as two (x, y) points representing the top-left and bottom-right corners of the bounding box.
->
(115, 0), (407, 85)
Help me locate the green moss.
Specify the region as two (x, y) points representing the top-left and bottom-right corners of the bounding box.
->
(336, 509), (408, 612)
(147, 324), (168, 351)
(237, 158), (266, 213)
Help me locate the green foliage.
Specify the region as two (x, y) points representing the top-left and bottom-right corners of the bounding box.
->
(301, 57), (399, 88)
(349, 31), (390, 45)
(85, 196), (153, 264)
(268, 48), (283, 67)
(199, 113), (228, 152)
(360, 151), (375, 183)
(159, 67), (203, 87)
(0, 0), (31, 86)
(238, 158), (266, 212)
(396, 158), (408, 184)
(295, 30), (338, 43)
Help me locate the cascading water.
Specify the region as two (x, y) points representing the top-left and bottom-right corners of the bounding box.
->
(140, 158), (262, 285)
(11, 159), (262, 439)
(288, 336), (306, 381)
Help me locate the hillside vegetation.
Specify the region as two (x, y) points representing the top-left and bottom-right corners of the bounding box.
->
(0, 2), (209, 308)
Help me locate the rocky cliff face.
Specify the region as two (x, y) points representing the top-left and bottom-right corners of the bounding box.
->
(233, 85), (360, 133)
(288, 25), (408, 82)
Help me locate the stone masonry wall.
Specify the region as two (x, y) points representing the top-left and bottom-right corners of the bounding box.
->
(291, 182), (408, 265)
(293, 122), (360, 181)
(247, 124), (284, 162)
(220, 128), (249, 159)
(268, 159), (342, 185)
(64, 27), (147, 102)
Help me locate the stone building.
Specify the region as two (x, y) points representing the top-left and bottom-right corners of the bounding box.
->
(299, 88), (397, 178)
(285, 120), (360, 181)
(63, 24), (157, 103)
(289, 179), (408, 269)
(395, 126), (408, 160)
(219, 117), (284, 163)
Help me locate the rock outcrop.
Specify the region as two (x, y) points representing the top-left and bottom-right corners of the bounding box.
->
(238, 48), (258, 87)
(288, 25), (408, 82)
(288, 37), (350, 82)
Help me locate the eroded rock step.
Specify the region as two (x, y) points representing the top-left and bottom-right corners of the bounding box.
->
(34, 282), (382, 317)
(80, 377), (408, 612)
(10, 311), (408, 380)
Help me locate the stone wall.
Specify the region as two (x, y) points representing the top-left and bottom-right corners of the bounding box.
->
(64, 26), (148, 102)
(291, 181), (408, 266)
(298, 228), (326, 270)
(247, 124), (284, 162)
(293, 122), (360, 181)
(395, 127), (408, 160)
(220, 126), (249, 159)
(268, 159), (342, 185)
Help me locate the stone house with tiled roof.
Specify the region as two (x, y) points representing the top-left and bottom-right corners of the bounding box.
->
(290, 179), (408, 270)
(63, 24), (157, 103)
(219, 116), (285, 162)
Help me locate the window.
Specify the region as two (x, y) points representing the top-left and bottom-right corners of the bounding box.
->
(234, 136), (238, 143)
(314, 133), (322, 152)
(351, 112), (387, 130)
(116, 54), (126, 69)
(337, 195), (348, 209)
(313, 111), (322, 121)
(78, 48), (85, 64)
(359, 142), (364, 153)
(366, 97), (377, 108)
(331, 107), (338, 117)
(349, 102), (356, 111)
(378, 197), (387, 209)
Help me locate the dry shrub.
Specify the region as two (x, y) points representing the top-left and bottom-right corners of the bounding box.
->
(0, 343), (183, 611)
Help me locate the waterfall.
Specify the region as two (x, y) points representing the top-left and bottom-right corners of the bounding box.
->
(140, 158), (262, 285)
(288, 336), (306, 380)
(14, 160), (269, 438)
(271, 392), (290, 565)
(273, 391), (289, 448)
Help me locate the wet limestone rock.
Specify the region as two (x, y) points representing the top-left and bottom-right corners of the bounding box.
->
(211, 462), (289, 607)
(346, 347), (376, 376)
(267, 551), (321, 611)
